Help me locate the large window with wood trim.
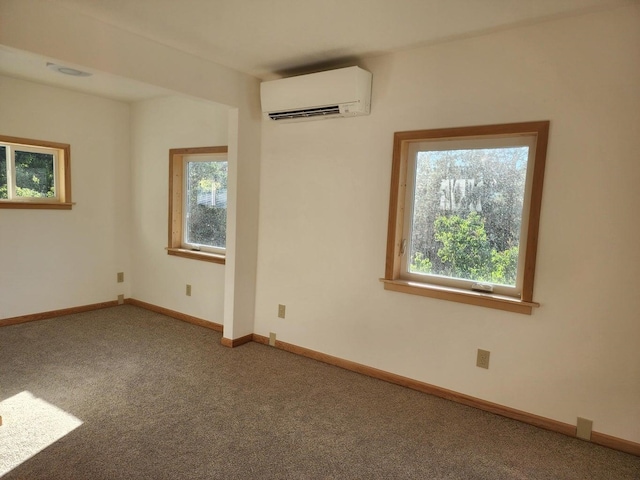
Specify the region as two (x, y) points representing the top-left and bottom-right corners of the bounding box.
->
(0, 135), (71, 209)
(382, 122), (549, 314)
(168, 146), (228, 264)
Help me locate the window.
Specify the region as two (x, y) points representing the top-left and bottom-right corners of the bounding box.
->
(382, 122), (549, 314)
(0, 135), (72, 209)
(168, 146), (228, 264)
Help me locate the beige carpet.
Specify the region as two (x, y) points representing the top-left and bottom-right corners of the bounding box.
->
(1, 305), (638, 479)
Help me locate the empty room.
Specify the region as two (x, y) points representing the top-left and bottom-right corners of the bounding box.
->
(1, 0), (639, 478)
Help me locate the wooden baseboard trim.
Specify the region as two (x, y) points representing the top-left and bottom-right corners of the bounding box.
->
(253, 333), (573, 435)
(252, 333), (636, 456)
(591, 431), (640, 457)
(0, 300), (119, 327)
(125, 298), (223, 332)
(221, 333), (253, 348)
(4, 300), (637, 456)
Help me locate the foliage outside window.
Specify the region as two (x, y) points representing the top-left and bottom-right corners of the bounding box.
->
(0, 135), (72, 209)
(168, 146), (228, 264)
(383, 122), (549, 314)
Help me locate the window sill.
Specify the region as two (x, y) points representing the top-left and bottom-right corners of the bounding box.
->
(0, 201), (73, 210)
(380, 278), (539, 315)
(167, 248), (226, 265)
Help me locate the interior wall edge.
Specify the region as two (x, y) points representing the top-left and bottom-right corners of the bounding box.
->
(220, 334), (253, 348)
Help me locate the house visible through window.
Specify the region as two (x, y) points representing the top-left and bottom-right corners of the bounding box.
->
(383, 122), (549, 314)
(184, 155), (227, 252)
(0, 135), (71, 209)
(168, 146), (228, 264)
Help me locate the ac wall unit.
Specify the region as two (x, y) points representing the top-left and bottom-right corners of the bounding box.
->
(260, 66), (372, 122)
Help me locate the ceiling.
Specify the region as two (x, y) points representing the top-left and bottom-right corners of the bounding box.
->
(0, 0), (633, 101)
(0, 47), (172, 102)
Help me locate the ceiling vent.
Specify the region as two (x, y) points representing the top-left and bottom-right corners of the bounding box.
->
(260, 66), (372, 123)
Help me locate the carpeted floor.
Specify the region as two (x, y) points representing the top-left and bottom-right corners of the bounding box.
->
(1, 305), (638, 479)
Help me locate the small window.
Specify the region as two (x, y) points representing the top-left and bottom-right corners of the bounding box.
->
(0, 135), (72, 209)
(168, 146), (228, 264)
(382, 122), (549, 314)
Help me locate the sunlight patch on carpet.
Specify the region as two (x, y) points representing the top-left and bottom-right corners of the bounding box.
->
(0, 391), (83, 476)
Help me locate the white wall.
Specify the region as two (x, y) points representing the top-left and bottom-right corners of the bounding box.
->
(130, 96), (229, 323)
(2, 0), (636, 447)
(254, 5), (640, 444)
(0, 75), (131, 318)
(0, 0), (262, 340)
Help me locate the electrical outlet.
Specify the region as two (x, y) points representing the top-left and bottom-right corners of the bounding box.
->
(117, 294), (124, 305)
(576, 417), (593, 441)
(269, 332), (277, 346)
(278, 304), (286, 319)
(476, 349), (490, 369)
(117, 272), (124, 283)
(186, 284), (192, 296)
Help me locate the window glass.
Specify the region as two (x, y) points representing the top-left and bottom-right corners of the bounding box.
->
(184, 159), (227, 251)
(407, 145), (528, 289)
(0, 136), (70, 209)
(14, 150), (56, 199)
(0, 146), (7, 199)
(168, 146), (227, 264)
(383, 122), (549, 313)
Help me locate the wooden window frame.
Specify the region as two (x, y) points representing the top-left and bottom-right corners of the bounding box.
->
(0, 135), (72, 210)
(167, 146), (227, 264)
(381, 121), (550, 315)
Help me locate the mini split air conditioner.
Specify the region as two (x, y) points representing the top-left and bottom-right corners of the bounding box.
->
(260, 66), (372, 122)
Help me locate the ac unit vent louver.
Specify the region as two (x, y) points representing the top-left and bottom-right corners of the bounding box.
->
(261, 66), (372, 123)
(268, 105), (341, 121)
